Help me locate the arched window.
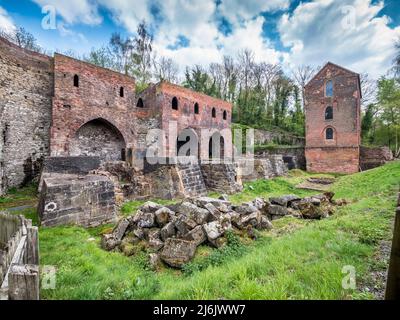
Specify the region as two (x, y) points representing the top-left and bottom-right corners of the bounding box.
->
(194, 103), (199, 114)
(326, 127), (334, 140)
(326, 80), (333, 97)
(223, 110), (227, 120)
(73, 74), (79, 87)
(212, 108), (216, 118)
(120, 87), (124, 97)
(325, 106), (333, 120)
(209, 133), (225, 159)
(136, 98), (144, 108)
(172, 97), (178, 110)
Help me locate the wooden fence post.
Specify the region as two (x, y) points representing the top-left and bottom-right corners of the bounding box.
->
(8, 264), (39, 300)
(386, 192), (400, 300)
(25, 227), (39, 265)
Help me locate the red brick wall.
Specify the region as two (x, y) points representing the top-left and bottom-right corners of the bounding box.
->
(50, 54), (161, 158)
(140, 82), (233, 159)
(305, 63), (361, 173)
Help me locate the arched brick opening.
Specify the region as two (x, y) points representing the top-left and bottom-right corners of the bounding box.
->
(176, 128), (199, 157)
(208, 132), (225, 159)
(70, 118), (126, 161)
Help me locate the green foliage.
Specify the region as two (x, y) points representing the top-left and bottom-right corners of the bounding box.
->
(182, 231), (246, 275)
(0, 26), (42, 53)
(228, 174), (319, 204)
(120, 199), (175, 216)
(362, 77), (400, 154)
(27, 162), (399, 300)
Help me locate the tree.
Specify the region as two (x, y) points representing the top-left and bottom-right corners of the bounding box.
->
(153, 56), (179, 83)
(360, 73), (377, 107)
(393, 38), (400, 79)
(361, 104), (375, 141)
(109, 32), (135, 75)
(0, 26), (42, 53)
(132, 21), (153, 85)
(377, 77), (400, 154)
(183, 65), (217, 96)
(84, 46), (116, 70)
(291, 65), (317, 110)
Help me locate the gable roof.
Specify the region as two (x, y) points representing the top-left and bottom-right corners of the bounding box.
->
(305, 62), (362, 98)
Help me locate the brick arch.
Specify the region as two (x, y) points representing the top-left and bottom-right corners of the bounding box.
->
(73, 116), (128, 145)
(176, 127), (200, 157)
(69, 117), (127, 161)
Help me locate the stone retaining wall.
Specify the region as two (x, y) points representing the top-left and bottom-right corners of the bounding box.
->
(0, 37), (53, 195)
(360, 146), (393, 171)
(256, 146), (306, 170)
(200, 161), (243, 194)
(254, 128), (305, 146)
(238, 155), (288, 182)
(38, 174), (116, 227)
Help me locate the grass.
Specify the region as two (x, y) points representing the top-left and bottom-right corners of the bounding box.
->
(2, 161), (399, 300)
(121, 199), (176, 216)
(228, 170), (334, 204)
(0, 183), (37, 208)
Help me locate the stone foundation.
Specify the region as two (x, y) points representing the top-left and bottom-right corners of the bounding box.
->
(306, 146), (360, 174)
(38, 174), (116, 227)
(360, 146), (393, 171)
(0, 37), (53, 196)
(200, 161), (243, 194)
(256, 146), (306, 170)
(239, 155), (288, 182)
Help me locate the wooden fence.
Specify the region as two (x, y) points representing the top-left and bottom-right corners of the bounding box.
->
(0, 212), (39, 300)
(386, 192), (400, 300)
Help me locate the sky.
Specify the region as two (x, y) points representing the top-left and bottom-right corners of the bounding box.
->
(0, 0), (400, 79)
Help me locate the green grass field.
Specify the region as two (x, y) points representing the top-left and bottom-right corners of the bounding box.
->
(1, 161), (399, 300)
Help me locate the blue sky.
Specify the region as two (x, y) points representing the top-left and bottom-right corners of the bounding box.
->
(0, 0), (399, 78)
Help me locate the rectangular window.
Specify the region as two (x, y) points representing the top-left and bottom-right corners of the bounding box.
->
(326, 80), (333, 97)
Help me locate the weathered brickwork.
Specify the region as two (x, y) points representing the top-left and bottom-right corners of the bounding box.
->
(360, 146), (393, 170)
(1, 37), (235, 197)
(51, 54), (136, 159)
(139, 82), (233, 160)
(0, 37), (53, 195)
(304, 62), (361, 174)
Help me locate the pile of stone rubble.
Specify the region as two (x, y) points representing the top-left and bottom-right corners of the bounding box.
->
(101, 192), (339, 268)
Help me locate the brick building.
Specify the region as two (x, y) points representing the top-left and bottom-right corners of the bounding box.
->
(304, 62), (362, 174)
(0, 36), (233, 196)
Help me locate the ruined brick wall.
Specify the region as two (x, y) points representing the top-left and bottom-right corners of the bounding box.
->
(304, 63), (361, 174)
(254, 128), (305, 146)
(51, 54), (162, 164)
(256, 146), (306, 170)
(0, 37), (54, 195)
(135, 84), (163, 161)
(143, 82), (233, 160)
(360, 146), (393, 170)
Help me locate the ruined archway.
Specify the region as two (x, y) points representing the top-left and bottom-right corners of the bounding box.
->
(70, 118), (126, 161)
(208, 132), (225, 159)
(176, 128), (199, 157)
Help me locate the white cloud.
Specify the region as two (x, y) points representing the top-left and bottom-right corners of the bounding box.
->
(0, 6), (16, 32)
(278, 0), (400, 78)
(98, 0), (152, 32)
(218, 17), (282, 64)
(32, 0), (102, 25)
(26, 0), (400, 79)
(219, 0), (290, 24)
(153, 14), (283, 73)
(155, 0), (218, 48)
